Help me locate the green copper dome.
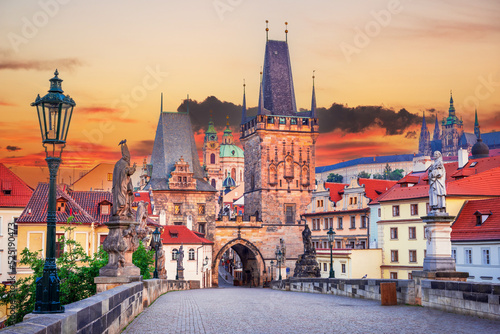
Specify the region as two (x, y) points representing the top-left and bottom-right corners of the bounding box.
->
(220, 144), (244, 158)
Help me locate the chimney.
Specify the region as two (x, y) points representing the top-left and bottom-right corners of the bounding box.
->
(458, 148), (468, 168)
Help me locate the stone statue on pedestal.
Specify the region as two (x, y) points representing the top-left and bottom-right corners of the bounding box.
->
(177, 244), (184, 270)
(428, 151), (446, 214)
(293, 224), (320, 278)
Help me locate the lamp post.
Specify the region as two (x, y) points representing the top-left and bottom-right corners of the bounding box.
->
(276, 249), (282, 281)
(270, 260), (274, 281)
(152, 227), (161, 279)
(32, 70), (75, 314)
(175, 249), (179, 280)
(327, 227), (336, 278)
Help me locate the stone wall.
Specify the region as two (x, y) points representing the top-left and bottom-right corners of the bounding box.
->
(0, 279), (189, 334)
(421, 280), (500, 321)
(271, 277), (415, 305)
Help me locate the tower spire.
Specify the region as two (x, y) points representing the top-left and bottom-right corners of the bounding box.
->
(433, 114), (440, 141)
(474, 108), (480, 137)
(186, 94), (190, 114)
(310, 70), (316, 118)
(160, 92), (163, 113)
(266, 20), (269, 42)
(285, 22), (288, 43)
(258, 69), (264, 115)
(449, 90), (455, 116)
(241, 79), (247, 124)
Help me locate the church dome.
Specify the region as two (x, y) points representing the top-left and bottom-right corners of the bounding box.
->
(220, 144), (244, 158)
(471, 137), (489, 159)
(222, 174), (236, 188)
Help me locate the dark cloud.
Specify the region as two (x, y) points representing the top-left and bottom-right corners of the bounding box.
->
(6, 145), (22, 151)
(178, 97), (422, 136)
(317, 104), (422, 135)
(426, 108), (436, 113)
(130, 140), (155, 156)
(405, 131), (417, 139)
(0, 58), (83, 71)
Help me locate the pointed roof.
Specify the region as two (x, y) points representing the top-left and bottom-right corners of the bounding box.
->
(421, 111), (428, 130)
(310, 73), (317, 118)
(433, 115), (440, 141)
(451, 198), (500, 242)
(241, 81), (247, 124)
(148, 111), (213, 191)
(257, 71), (265, 115)
(474, 109), (480, 137)
(0, 163), (33, 208)
(261, 40), (297, 116)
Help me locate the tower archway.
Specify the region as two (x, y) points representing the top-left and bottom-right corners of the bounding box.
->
(213, 238), (266, 287)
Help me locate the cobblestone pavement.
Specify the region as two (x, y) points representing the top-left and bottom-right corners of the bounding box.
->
(123, 285), (500, 334)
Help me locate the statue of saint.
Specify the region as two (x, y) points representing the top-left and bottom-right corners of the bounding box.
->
(302, 224), (314, 254)
(428, 151), (446, 213)
(112, 140), (136, 219)
(177, 244), (184, 269)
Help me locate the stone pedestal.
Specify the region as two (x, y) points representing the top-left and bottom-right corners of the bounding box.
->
(412, 270), (469, 305)
(94, 219), (142, 292)
(293, 254), (320, 278)
(177, 268), (184, 280)
(421, 214), (456, 271)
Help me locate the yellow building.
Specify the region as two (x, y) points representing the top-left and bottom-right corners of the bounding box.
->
(316, 248), (382, 279)
(375, 157), (500, 279)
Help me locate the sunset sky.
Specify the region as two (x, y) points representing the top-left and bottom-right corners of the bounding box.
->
(1, 0), (499, 178)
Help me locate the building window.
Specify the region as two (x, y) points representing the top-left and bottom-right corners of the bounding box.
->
(392, 205), (400, 217)
(210, 153), (215, 164)
(408, 273), (413, 279)
(341, 263), (346, 273)
(350, 216), (356, 229)
(390, 272), (398, 279)
(172, 249), (178, 260)
(336, 240), (342, 248)
(107, 173), (113, 181)
(56, 200), (66, 212)
(323, 263), (327, 271)
(198, 223), (206, 234)
(378, 208), (381, 217)
(55, 233), (64, 258)
(390, 227), (398, 240)
(317, 199), (324, 208)
(211, 179), (216, 188)
(337, 217), (343, 229)
(284, 204), (295, 224)
(409, 250), (417, 263)
(482, 248), (490, 265)
(279, 117), (286, 124)
(451, 248), (457, 261)
(426, 203), (429, 214)
(291, 118), (297, 125)
(100, 204), (110, 215)
(361, 216), (367, 228)
(391, 250), (399, 262)
(174, 204), (181, 215)
(408, 227), (416, 239)
(465, 248), (472, 264)
(410, 204), (418, 216)
(198, 204), (206, 215)
(189, 248), (195, 260)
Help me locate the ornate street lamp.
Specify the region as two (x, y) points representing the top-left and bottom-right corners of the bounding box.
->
(327, 227), (336, 278)
(32, 70), (75, 314)
(276, 249), (282, 281)
(270, 260), (274, 281)
(152, 227), (161, 279)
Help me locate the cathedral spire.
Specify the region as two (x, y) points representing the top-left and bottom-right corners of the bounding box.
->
(418, 111), (430, 155)
(241, 79), (247, 124)
(474, 108), (480, 137)
(310, 70), (316, 118)
(433, 114), (440, 141)
(448, 90), (455, 117)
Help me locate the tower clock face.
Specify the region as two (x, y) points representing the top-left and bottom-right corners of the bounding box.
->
(209, 143), (217, 149)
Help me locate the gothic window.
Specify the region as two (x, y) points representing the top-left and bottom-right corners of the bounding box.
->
(285, 156), (293, 178)
(285, 204), (295, 224)
(198, 204), (206, 215)
(269, 166), (277, 185)
(211, 179), (216, 188)
(210, 153), (215, 164)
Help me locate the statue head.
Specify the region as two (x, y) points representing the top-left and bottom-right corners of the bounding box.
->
(433, 151), (442, 160)
(120, 140), (131, 163)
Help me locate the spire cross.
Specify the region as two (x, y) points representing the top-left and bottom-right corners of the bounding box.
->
(266, 20), (269, 41)
(285, 22), (288, 43)
(312, 70), (315, 86)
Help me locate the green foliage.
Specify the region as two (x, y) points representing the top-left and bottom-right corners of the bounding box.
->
(132, 241), (155, 279)
(373, 173), (385, 180)
(373, 165), (405, 180)
(357, 171), (371, 179)
(326, 173), (343, 183)
(0, 217), (108, 326)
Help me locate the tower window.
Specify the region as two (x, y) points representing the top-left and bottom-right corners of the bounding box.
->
(210, 153), (215, 164)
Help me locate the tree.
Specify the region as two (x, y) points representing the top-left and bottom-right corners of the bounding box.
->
(383, 163), (392, 180)
(132, 241), (155, 279)
(357, 171), (371, 179)
(373, 173), (385, 180)
(388, 169), (405, 181)
(326, 173), (343, 183)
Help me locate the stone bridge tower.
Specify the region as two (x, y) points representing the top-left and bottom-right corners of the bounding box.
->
(240, 38), (319, 224)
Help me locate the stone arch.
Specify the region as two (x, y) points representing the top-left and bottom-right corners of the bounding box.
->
(213, 238), (266, 287)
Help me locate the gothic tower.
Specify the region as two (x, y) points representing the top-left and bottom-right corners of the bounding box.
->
(418, 111), (431, 155)
(433, 115), (440, 141)
(474, 108), (480, 138)
(441, 92), (464, 156)
(240, 37), (319, 224)
(203, 116), (221, 189)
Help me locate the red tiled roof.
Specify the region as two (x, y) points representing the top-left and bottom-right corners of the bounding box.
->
(324, 182), (348, 202)
(451, 198), (500, 241)
(18, 183), (95, 224)
(397, 175), (420, 184)
(358, 178), (396, 201)
(69, 190), (113, 224)
(0, 163), (33, 208)
(160, 225), (213, 245)
(451, 156), (500, 178)
(303, 208), (369, 217)
(447, 166), (500, 196)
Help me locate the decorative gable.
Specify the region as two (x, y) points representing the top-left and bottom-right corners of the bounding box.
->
(168, 157), (197, 190)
